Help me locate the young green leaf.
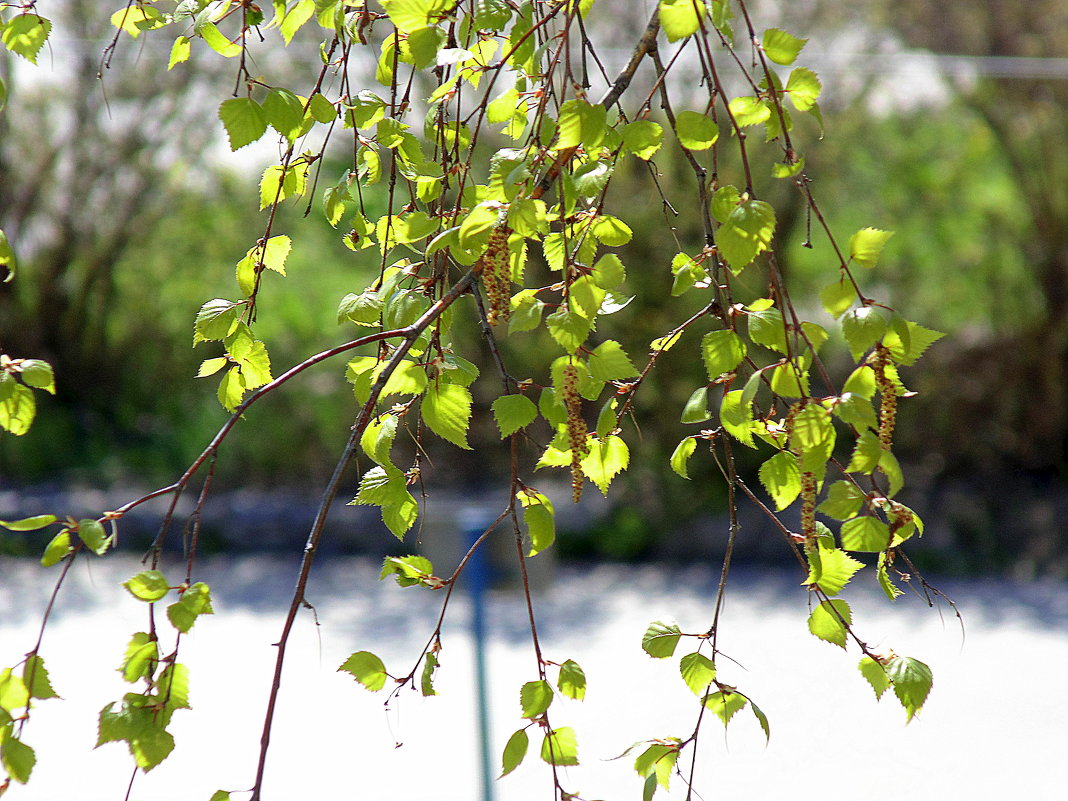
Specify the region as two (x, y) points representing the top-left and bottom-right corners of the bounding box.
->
(849, 228), (894, 268)
(40, 530), (72, 567)
(167, 582), (214, 633)
(679, 652), (716, 695)
(588, 340), (639, 382)
(762, 28), (807, 65)
(77, 519), (111, 556)
(123, 570), (171, 603)
(858, 656), (891, 701)
(702, 690), (748, 726)
(717, 199), (776, 273)
(669, 438), (697, 479)
(557, 660), (586, 701)
(500, 728), (529, 777)
(1, 514), (57, 531)
(803, 535), (863, 597)
(420, 652), (439, 697)
(659, 0), (706, 42)
(642, 621), (682, 659)
(807, 599), (852, 648)
(621, 120), (664, 160)
(422, 382), (473, 449)
(120, 633), (158, 683)
(339, 651), (389, 692)
(0, 668), (29, 713)
(540, 727), (579, 766)
(2, 14), (52, 64)
(758, 451), (801, 511)
(675, 111), (719, 151)
(492, 394), (538, 438)
(218, 97), (267, 151)
(518, 489), (555, 556)
(701, 329), (746, 379)
(634, 743), (678, 790)
(520, 680), (554, 718)
(1, 736), (35, 784)
(580, 435), (629, 495)
(22, 655), (58, 701)
(840, 516), (891, 553)
(886, 656), (933, 722)
(680, 387), (711, 424)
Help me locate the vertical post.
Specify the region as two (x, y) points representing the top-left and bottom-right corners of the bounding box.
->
(459, 507), (495, 801)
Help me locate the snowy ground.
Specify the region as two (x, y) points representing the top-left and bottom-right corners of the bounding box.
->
(1, 555), (1065, 801)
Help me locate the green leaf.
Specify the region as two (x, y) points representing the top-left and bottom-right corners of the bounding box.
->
(157, 662), (191, 710)
(747, 307), (787, 353)
(120, 633), (158, 683)
(833, 392), (878, 432)
(2, 14), (51, 64)
(807, 599), (852, 648)
(0, 377), (35, 435)
(679, 652), (716, 695)
(22, 655), (58, 700)
(263, 88), (306, 141)
(803, 535), (863, 597)
(77, 519), (111, 556)
(580, 435), (629, 495)
(877, 553), (904, 600)
(847, 430), (882, 474)
(518, 490), (555, 556)
(540, 727), (579, 766)
(209, 792), (232, 801)
(680, 387), (711, 424)
(168, 36), (191, 69)
(1, 514), (57, 532)
(40, 530), (72, 567)
(1, 736), (35, 784)
(820, 278), (855, 318)
(555, 99), (606, 150)
(840, 516), (891, 553)
(420, 652), (439, 697)
(785, 67), (821, 111)
(858, 656), (890, 701)
(883, 321), (944, 366)
(675, 111), (719, 150)
(749, 698), (771, 742)
(588, 340), (638, 381)
(701, 329), (746, 379)
(727, 96), (771, 128)
(219, 98), (267, 151)
(167, 582), (214, 633)
(717, 200), (776, 273)
(758, 451), (800, 510)
(123, 570), (171, 603)
(380, 0), (448, 32)
(546, 307), (593, 353)
(642, 621), (681, 659)
(520, 680), (554, 718)
(194, 299), (239, 343)
(131, 725), (175, 771)
(720, 389), (756, 448)
(849, 228), (894, 268)
(703, 690), (747, 726)
(558, 660), (586, 701)
(0, 669), (29, 712)
(339, 651), (388, 692)
(422, 382), (473, 449)
(762, 28), (806, 65)
(634, 743), (678, 790)
(659, 0), (706, 42)
(17, 360), (55, 394)
(842, 306), (887, 361)
(817, 481), (865, 520)
(0, 228), (17, 280)
(669, 438), (697, 479)
(622, 120), (663, 160)
(197, 22), (242, 57)
(279, 0), (315, 43)
(352, 466), (419, 539)
(886, 656), (933, 722)
(379, 555), (435, 588)
(500, 728), (528, 777)
(492, 394), (537, 438)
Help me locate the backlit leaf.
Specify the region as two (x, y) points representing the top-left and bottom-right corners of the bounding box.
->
(1, 514), (57, 531)
(520, 680), (554, 718)
(679, 652), (716, 695)
(219, 98), (267, 151)
(701, 329), (746, 379)
(807, 599), (851, 648)
(886, 656), (933, 722)
(339, 651), (388, 692)
(858, 656), (890, 700)
(540, 727), (579, 766)
(642, 621), (681, 659)
(849, 228), (894, 268)
(501, 729), (528, 777)
(675, 111), (719, 150)
(580, 435), (629, 495)
(762, 28), (806, 65)
(659, 0), (706, 42)
(703, 690), (747, 726)
(123, 570), (171, 603)
(758, 451), (800, 510)
(669, 438), (697, 479)
(558, 660), (586, 701)
(492, 394), (537, 437)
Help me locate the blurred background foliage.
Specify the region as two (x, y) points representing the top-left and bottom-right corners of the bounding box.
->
(1, 0), (1065, 574)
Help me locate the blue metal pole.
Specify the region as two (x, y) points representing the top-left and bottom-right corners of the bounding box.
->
(460, 507), (495, 801)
